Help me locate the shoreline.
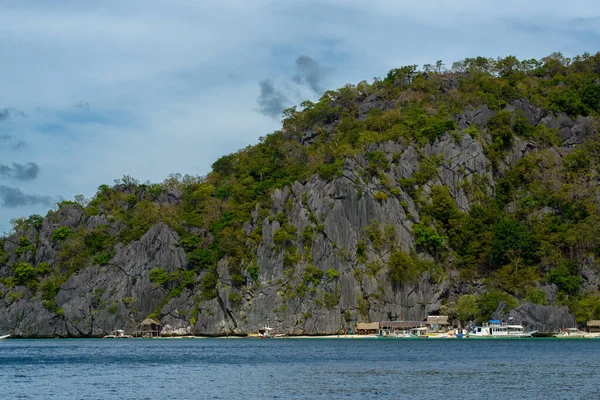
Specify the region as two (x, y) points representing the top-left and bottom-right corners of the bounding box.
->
(2, 334), (599, 340)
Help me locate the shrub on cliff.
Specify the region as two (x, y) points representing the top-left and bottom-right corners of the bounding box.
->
(12, 263), (39, 289)
(149, 268), (169, 285)
(51, 226), (73, 242)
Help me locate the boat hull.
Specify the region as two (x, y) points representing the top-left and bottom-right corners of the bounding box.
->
(102, 336), (134, 339)
(467, 331), (537, 339)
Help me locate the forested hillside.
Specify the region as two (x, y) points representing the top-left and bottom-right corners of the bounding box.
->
(1, 52), (600, 336)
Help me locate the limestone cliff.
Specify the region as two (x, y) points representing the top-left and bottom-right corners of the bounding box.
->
(2, 58), (600, 336)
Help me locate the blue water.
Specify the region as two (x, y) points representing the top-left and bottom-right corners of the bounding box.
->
(1, 338), (599, 399)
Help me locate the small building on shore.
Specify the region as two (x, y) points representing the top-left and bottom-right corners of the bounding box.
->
(380, 321), (422, 336)
(356, 322), (380, 335)
(426, 316), (449, 332)
(137, 318), (161, 337)
(357, 317), (452, 336)
(587, 320), (600, 333)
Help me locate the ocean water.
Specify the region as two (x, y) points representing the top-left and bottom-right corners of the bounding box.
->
(1, 338), (599, 399)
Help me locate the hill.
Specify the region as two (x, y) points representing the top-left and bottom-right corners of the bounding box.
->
(1, 52), (600, 336)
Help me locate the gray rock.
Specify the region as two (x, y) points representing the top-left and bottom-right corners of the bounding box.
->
(562, 116), (595, 146)
(424, 133), (493, 211)
(508, 303), (576, 333)
(491, 301), (576, 333)
(506, 99), (547, 125)
(395, 145), (420, 179)
(456, 105), (495, 129)
(357, 93), (398, 121)
(542, 284), (558, 304)
(2, 222), (186, 337)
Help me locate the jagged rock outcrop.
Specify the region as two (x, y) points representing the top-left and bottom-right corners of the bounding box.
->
(492, 302), (576, 333)
(1, 222), (186, 337)
(456, 104), (495, 130)
(424, 134), (492, 211)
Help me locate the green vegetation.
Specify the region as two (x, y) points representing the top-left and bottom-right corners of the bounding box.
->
(149, 268), (170, 285)
(0, 241), (8, 266)
(326, 268), (340, 280)
(247, 263), (259, 281)
(273, 224), (298, 247)
(200, 272), (218, 299)
(445, 292), (520, 324)
(51, 226), (73, 242)
(387, 251), (421, 287)
(13, 263), (40, 288)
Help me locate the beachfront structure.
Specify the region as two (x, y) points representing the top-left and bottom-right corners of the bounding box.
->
(587, 320), (600, 333)
(426, 316), (449, 332)
(137, 318), (161, 337)
(357, 318), (454, 336)
(356, 322), (380, 335)
(379, 321), (422, 336)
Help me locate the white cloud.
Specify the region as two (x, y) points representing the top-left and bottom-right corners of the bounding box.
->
(0, 0), (598, 232)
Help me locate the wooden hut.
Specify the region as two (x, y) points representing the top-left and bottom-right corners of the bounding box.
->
(356, 322), (380, 335)
(586, 320), (600, 333)
(138, 318), (161, 337)
(426, 316), (450, 332)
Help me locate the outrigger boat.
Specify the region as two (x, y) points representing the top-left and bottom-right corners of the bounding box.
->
(469, 320), (536, 338)
(554, 328), (586, 338)
(258, 326), (286, 338)
(102, 329), (134, 339)
(258, 326), (275, 338)
(390, 327), (429, 338)
(554, 328), (600, 339)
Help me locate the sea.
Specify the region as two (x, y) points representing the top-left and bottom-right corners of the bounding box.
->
(1, 338), (598, 399)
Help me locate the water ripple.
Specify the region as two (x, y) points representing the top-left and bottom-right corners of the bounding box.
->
(0, 339), (598, 399)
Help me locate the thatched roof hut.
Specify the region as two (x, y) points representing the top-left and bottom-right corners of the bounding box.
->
(380, 321), (422, 330)
(141, 318), (161, 327)
(356, 322), (380, 335)
(427, 316), (449, 325)
(137, 318), (161, 337)
(587, 320), (600, 332)
(427, 316), (450, 332)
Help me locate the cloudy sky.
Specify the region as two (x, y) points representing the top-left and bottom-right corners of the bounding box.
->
(0, 0), (599, 233)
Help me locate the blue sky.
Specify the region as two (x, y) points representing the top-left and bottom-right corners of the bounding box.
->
(0, 0), (599, 233)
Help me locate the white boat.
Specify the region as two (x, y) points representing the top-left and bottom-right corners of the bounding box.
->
(468, 320), (536, 338)
(258, 326), (286, 338)
(102, 329), (134, 339)
(393, 331), (415, 339)
(555, 329), (600, 339)
(0, 334), (10, 340)
(258, 326), (274, 338)
(554, 328), (586, 338)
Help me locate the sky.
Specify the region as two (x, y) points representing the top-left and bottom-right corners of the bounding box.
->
(0, 0), (599, 234)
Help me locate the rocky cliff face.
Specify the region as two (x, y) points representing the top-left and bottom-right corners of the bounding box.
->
(0, 98), (596, 337)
